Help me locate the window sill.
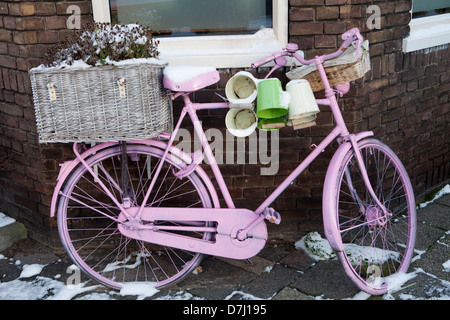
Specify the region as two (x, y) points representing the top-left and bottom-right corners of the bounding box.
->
(403, 13), (450, 52)
(158, 29), (285, 68)
(92, 0), (288, 68)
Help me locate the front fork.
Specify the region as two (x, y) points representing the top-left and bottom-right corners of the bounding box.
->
(345, 135), (390, 217)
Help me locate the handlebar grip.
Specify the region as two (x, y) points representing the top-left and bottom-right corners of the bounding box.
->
(341, 28), (360, 41)
(341, 28), (363, 58)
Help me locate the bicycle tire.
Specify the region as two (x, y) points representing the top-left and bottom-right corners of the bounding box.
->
(327, 138), (416, 295)
(57, 143), (215, 290)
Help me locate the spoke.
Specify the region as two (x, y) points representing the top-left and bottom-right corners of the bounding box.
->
(59, 146), (212, 290)
(336, 142), (414, 292)
(62, 191), (121, 223)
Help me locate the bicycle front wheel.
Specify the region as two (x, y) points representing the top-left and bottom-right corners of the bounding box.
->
(57, 143), (215, 290)
(332, 139), (416, 295)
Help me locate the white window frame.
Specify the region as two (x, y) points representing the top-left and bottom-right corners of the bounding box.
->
(403, 11), (450, 53)
(92, 0), (288, 68)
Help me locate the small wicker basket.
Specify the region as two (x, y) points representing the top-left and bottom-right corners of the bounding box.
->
(287, 41), (371, 92)
(29, 61), (172, 143)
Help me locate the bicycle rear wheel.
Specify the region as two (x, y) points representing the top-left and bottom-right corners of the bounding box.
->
(57, 143), (215, 290)
(332, 139), (416, 295)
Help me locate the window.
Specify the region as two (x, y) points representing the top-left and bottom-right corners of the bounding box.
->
(403, 0), (450, 52)
(412, 0), (450, 18)
(92, 0), (288, 68)
(110, 0), (273, 37)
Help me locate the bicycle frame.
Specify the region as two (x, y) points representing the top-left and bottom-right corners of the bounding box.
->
(55, 27), (387, 248)
(128, 57), (378, 230)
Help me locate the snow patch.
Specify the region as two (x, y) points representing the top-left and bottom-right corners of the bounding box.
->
(418, 184), (450, 208)
(19, 264), (47, 279)
(224, 291), (263, 300)
(0, 212), (15, 228)
(119, 282), (159, 300)
(296, 232), (400, 265)
(443, 260), (450, 272)
(295, 232), (336, 261)
(163, 66), (216, 85)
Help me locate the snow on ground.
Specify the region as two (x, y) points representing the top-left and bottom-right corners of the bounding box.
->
(296, 230), (450, 300)
(0, 184), (449, 300)
(0, 257), (160, 300)
(0, 212), (15, 228)
(418, 184), (450, 208)
(295, 184), (450, 300)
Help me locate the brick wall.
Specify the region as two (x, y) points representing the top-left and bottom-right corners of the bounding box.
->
(0, 0), (449, 247)
(0, 1), (93, 247)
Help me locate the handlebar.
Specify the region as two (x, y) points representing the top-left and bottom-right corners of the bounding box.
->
(251, 51), (290, 69)
(341, 28), (363, 57)
(251, 28), (364, 69)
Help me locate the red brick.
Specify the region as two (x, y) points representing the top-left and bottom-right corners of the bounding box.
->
(290, 22), (323, 35)
(4, 126), (27, 142)
(44, 16), (67, 30)
(316, 6), (339, 20)
(37, 30), (59, 43)
(7, 44), (19, 57)
(314, 35), (336, 48)
(0, 55), (16, 68)
(3, 16), (16, 30)
(382, 83), (406, 99)
(16, 17), (45, 31)
(14, 93), (32, 107)
(395, 1), (412, 13)
(1, 102), (23, 117)
(7, 3), (20, 16)
(290, 0), (324, 6)
(324, 21), (346, 34)
(381, 106), (405, 123)
(0, 2), (8, 14)
(367, 29), (393, 43)
(340, 5), (364, 19)
(0, 29), (12, 42)
(290, 7), (314, 21)
(386, 13), (411, 27)
(35, 2), (57, 15)
(14, 195), (37, 211)
(0, 43), (7, 55)
(20, 3), (35, 16)
(325, 0), (346, 4)
(378, 2), (396, 15)
(12, 31), (38, 44)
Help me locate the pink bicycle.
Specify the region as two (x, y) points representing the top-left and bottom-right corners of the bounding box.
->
(51, 28), (416, 295)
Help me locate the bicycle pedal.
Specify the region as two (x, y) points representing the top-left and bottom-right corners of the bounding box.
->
(263, 207), (281, 225)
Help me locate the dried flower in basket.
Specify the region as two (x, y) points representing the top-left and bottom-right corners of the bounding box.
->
(45, 22), (160, 68)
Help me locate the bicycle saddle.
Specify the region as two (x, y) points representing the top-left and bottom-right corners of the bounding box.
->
(163, 66), (220, 92)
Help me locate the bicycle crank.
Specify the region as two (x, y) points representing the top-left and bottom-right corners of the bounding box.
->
(117, 207), (268, 260)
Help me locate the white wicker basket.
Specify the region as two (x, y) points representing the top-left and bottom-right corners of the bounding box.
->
(29, 61), (172, 143)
